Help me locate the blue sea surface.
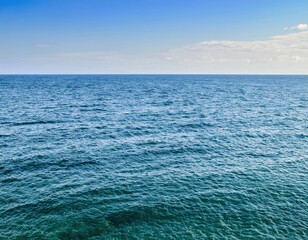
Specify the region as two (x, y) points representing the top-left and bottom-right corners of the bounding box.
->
(0, 75), (307, 239)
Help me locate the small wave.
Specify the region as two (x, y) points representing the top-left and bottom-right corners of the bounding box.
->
(179, 122), (215, 129)
(1, 177), (21, 183)
(17, 157), (99, 173)
(2, 198), (63, 216)
(0, 134), (13, 138)
(11, 120), (61, 126)
(12, 120), (60, 126)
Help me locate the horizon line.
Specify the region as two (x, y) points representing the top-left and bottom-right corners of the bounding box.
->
(1, 73), (308, 76)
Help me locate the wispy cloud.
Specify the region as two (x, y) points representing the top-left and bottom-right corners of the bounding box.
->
(164, 30), (308, 73)
(54, 51), (123, 63)
(36, 51), (157, 72)
(284, 23), (308, 31)
(35, 44), (50, 48)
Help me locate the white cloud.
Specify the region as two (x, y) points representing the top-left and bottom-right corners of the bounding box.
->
(284, 23), (308, 31)
(164, 30), (308, 73)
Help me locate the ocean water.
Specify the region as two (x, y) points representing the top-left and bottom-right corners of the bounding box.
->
(0, 75), (307, 240)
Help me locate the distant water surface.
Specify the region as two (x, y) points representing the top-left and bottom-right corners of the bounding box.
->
(0, 75), (307, 239)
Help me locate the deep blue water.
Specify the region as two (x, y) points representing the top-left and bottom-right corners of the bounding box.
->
(0, 75), (307, 240)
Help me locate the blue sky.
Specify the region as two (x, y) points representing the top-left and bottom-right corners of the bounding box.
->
(1, 0), (308, 73)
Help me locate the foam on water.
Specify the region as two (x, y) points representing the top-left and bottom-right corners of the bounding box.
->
(0, 75), (307, 239)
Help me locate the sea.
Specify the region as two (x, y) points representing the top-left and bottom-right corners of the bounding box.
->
(0, 75), (307, 239)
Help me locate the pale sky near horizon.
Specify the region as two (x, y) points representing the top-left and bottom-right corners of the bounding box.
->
(1, 0), (308, 74)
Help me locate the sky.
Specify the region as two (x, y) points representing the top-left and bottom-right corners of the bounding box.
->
(0, 0), (308, 74)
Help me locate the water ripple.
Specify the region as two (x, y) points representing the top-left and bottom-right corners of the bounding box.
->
(0, 75), (307, 239)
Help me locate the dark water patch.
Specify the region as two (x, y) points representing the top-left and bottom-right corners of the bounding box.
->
(106, 205), (175, 227)
(57, 216), (111, 240)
